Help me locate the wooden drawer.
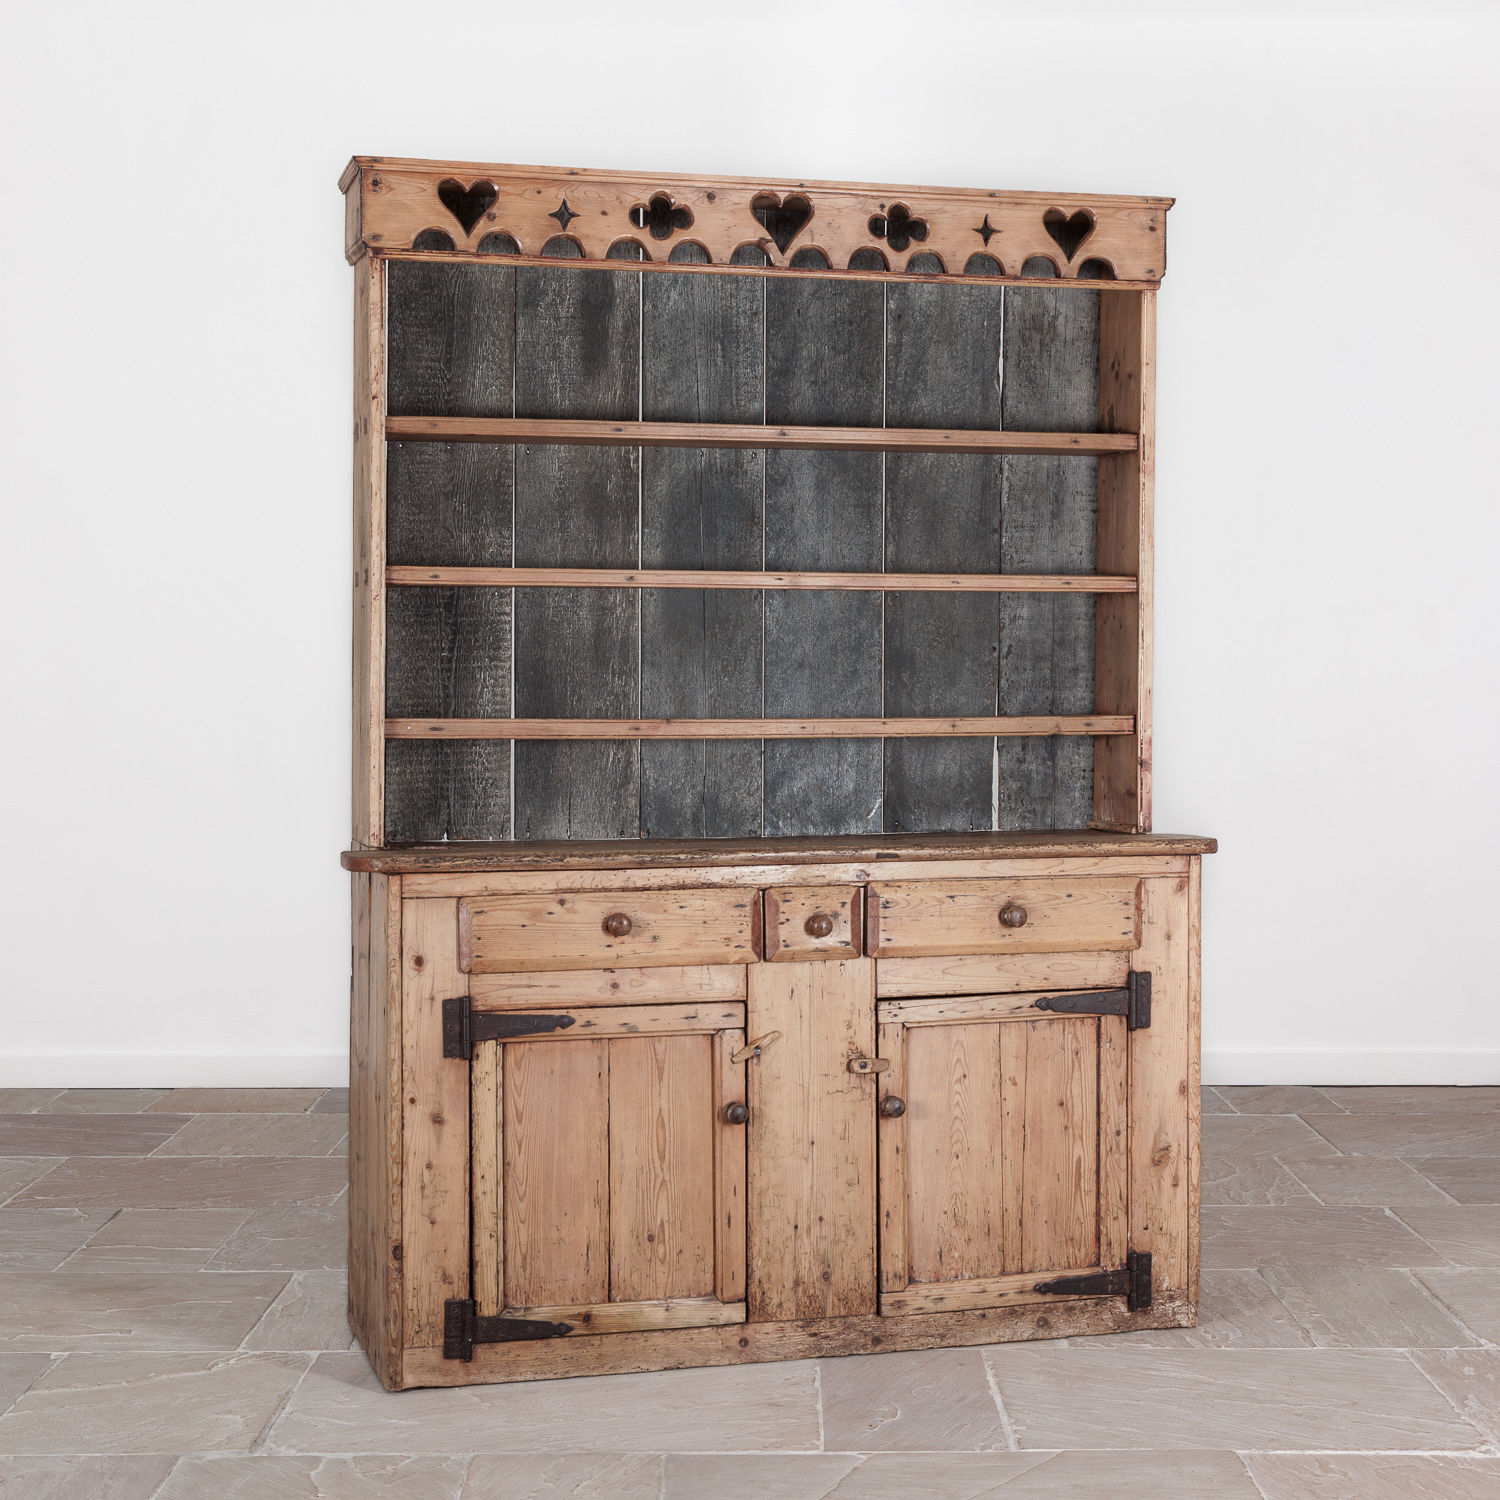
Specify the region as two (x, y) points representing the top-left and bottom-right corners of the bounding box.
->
(460, 889), (760, 973)
(866, 878), (1140, 958)
(764, 885), (862, 962)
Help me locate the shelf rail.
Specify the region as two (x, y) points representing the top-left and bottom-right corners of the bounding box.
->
(386, 566), (1137, 593)
(384, 416), (1136, 456)
(385, 717), (1135, 741)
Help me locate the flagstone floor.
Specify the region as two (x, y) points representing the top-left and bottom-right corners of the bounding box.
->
(0, 1084), (1497, 1497)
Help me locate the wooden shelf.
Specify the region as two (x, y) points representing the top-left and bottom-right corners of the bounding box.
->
(385, 416), (1136, 456)
(386, 716), (1134, 741)
(386, 566), (1138, 594)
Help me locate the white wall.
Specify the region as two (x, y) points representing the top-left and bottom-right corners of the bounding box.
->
(1, 0), (1495, 1086)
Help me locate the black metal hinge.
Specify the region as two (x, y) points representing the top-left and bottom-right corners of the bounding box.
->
(443, 1298), (575, 1361)
(1031, 971), (1151, 1031)
(442, 996), (577, 1060)
(1033, 1250), (1152, 1310)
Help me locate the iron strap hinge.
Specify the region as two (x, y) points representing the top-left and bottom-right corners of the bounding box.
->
(1033, 1250), (1152, 1311)
(1030, 971), (1151, 1031)
(443, 1298), (575, 1361)
(442, 996), (577, 1060)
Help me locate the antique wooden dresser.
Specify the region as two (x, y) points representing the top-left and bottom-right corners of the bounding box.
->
(339, 156), (1214, 1389)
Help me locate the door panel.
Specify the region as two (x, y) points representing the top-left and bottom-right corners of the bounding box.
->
(878, 991), (1129, 1316)
(503, 1040), (610, 1308)
(474, 1017), (746, 1334)
(608, 1033), (716, 1302)
(747, 958), (877, 1322)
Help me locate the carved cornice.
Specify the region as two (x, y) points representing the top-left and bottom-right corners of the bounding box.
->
(341, 157), (1170, 285)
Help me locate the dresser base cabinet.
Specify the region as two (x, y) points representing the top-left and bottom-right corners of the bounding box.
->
(345, 836), (1208, 1389)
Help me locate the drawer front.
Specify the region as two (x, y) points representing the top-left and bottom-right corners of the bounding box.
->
(460, 889), (760, 973)
(764, 885), (862, 962)
(866, 878), (1140, 958)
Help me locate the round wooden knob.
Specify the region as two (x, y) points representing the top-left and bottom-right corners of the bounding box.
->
(804, 912), (836, 939)
(879, 1095), (906, 1119)
(722, 1102), (749, 1126)
(998, 902), (1028, 929)
(602, 912), (633, 938)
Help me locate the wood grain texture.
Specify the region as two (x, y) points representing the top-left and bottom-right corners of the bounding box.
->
(609, 1034), (717, 1302)
(1131, 875), (1193, 1305)
(388, 715), (1131, 740)
(879, 1266), (1110, 1316)
(639, 256), (765, 837)
(876, 1019), (908, 1293)
(763, 278), (884, 836)
(763, 885), (862, 962)
(905, 1022), (1005, 1283)
(883, 278), (1004, 833)
(388, 565), (1136, 593)
(999, 280), (1100, 829)
(876, 950), (1131, 998)
(382, 259), (516, 843)
(470, 1043), (502, 1316)
(351, 256), (386, 846)
(747, 959), (877, 1320)
(1094, 291), (1155, 832)
(347, 873), (403, 1385)
(867, 877), (1141, 957)
(474, 1004), (745, 1043)
(400, 898), (469, 1347)
(399, 1294), (1193, 1387)
(512, 255), (641, 838)
(386, 415), (1136, 454)
(500, 1296), (744, 1334)
(461, 888), (759, 973)
(345, 158), (1171, 283)
(503, 1038), (609, 1307)
(1013, 1017), (1099, 1270)
(346, 830), (1216, 875)
(469, 965), (746, 1011)
(713, 1028), (748, 1302)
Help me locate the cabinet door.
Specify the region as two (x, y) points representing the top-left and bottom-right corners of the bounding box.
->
(876, 990), (1129, 1315)
(469, 1009), (748, 1335)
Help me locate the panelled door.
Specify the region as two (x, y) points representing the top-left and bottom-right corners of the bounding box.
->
(875, 988), (1133, 1315)
(464, 1000), (749, 1345)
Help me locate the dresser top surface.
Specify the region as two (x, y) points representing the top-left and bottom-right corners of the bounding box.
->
(342, 830), (1216, 875)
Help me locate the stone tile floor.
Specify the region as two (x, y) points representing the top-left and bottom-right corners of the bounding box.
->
(0, 1085), (1496, 1496)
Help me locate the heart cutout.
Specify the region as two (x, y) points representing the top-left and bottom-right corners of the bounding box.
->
(437, 178), (498, 236)
(750, 192), (813, 254)
(1043, 207), (1094, 262)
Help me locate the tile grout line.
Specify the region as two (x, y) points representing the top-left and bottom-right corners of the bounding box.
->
(245, 1349), (318, 1456)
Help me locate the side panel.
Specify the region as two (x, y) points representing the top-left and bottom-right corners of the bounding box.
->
(746, 959), (877, 1320)
(1131, 873), (1192, 1304)
(400, 898), (470, 1348)
(348, 872), (403, 1386)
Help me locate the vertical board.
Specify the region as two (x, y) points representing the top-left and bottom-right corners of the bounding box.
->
(746, 959), (877, 1320)
(503, 1039), (610, 1308)
(470, 1044), (502, 1317)
(1130, 875), (1192, 1305)
(609, 1034), (717, 1302)
(713, 1028), (748, 1303)
(875, 1019), (908, 1293)
(883, 279), (1003, 832)
(640, 258), (765, 837)
(1095, 290), (1155, 832)
(513, 258), (641, 838)
(400, 898), (470, 1347)
(348, 872), (403, 1384)
(384, 259), (515, 843)
(904, 1022), (1005, 1283)
(763, 279), (884, 836)
(1012, 1017), (1098, 1271)
(999, 280), (1099, 828)
(351, 255), (386, 846)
